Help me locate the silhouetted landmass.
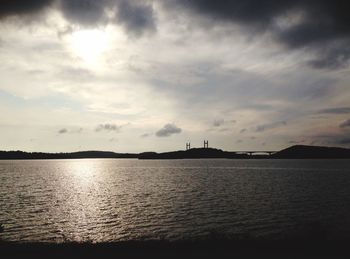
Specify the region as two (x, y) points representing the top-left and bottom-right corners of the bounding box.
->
(0, 145), (350, 160)
(0, 151), (138, 160)
(272, 145), (350, 159)
(139, 148), (249, 159)
(137, 145), (350, 159)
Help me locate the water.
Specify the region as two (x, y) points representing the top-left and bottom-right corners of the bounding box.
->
(0, 159), (350, 242)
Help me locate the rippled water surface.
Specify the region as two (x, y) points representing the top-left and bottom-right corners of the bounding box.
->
(1, 159), (350, 242)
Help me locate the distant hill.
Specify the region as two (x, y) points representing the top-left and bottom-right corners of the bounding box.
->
(272, 145), (350, 159)
(139, 148), (248, 159)
(0, 151), (138, 160)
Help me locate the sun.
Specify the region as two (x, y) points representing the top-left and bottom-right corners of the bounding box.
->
(70, 29), (109, 62)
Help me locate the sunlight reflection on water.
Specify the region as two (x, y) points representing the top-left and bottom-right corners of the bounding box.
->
(1, 159), (350, 242)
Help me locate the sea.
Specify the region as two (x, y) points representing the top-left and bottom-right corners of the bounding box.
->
(0, 159), (350, 242)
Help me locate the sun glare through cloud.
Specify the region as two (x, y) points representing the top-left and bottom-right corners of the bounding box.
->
(70, 29), (109, 62)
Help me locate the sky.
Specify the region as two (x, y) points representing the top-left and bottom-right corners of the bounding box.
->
(0, 0), (350, 153)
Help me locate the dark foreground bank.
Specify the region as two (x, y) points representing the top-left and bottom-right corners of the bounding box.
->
(1, 239), (350, 259)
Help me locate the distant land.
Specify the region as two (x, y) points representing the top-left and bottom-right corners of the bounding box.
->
(271, 145), (350, 159)
(0, 145), (350, 160)
(0, 151), (138, 160)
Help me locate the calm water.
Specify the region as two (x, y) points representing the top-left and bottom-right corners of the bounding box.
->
(0, 159), (350, 242)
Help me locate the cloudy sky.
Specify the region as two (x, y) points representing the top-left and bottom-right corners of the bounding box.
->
(1, 0), (350, 153)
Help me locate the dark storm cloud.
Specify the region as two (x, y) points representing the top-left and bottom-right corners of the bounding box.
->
(3, 1), (350, 67)
(0, 0), (53, 19)
(60, 0), (156, 34)
(0, 0), (156, 36)
(255, 121), (287, 132)
(169, 0), (350, 69)
(59, 0), (109, 27)
(115, 0), (156, 36)
(167, 0), (293, 26)
(318, 107), (350, 114)
(339, 119), (350, 128)
(174, 0), (350, 44)
(156, 123), (182, 137)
